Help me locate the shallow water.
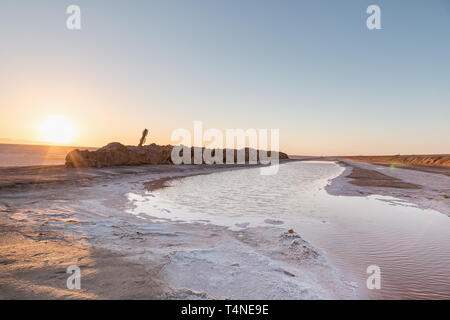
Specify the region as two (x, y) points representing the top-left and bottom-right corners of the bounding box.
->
(128, 161), (450, 299)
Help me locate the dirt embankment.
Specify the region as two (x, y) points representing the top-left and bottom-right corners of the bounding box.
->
(342, 154), (450, 167)
(338, 155), (450, 176)
(66, 142), (289, 168)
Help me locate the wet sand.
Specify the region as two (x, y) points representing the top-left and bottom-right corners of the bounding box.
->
(340, 162), (422, 189)
(0, 215), (163, 299)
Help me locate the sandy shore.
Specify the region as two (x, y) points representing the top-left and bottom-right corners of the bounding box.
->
(0, 216), (164, 299)
(1, 158), (448, 299)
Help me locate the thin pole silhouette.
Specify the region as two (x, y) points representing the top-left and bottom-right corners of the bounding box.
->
(138, 128), (149, 146)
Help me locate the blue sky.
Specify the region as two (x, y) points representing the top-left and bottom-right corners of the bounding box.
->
(0, 0), (449, 154)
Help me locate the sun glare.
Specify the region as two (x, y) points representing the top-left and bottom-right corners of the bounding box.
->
(38, 115), (77, 145)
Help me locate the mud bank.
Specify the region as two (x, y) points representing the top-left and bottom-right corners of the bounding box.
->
(326, 160), (450, 217)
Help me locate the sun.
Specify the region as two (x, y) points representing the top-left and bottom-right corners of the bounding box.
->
(37, 115), (77, 145)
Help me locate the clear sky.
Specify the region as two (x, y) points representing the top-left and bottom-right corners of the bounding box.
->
(1, 0), (449, 155)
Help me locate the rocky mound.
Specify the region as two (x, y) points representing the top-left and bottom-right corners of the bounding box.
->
(65, 142), (289, 168)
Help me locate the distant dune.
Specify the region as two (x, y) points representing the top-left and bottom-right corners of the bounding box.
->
(341, 155), (450, 167)
(337, 154), (450, 177)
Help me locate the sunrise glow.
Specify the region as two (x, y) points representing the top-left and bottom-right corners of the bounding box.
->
(37, 115), (76, 145)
